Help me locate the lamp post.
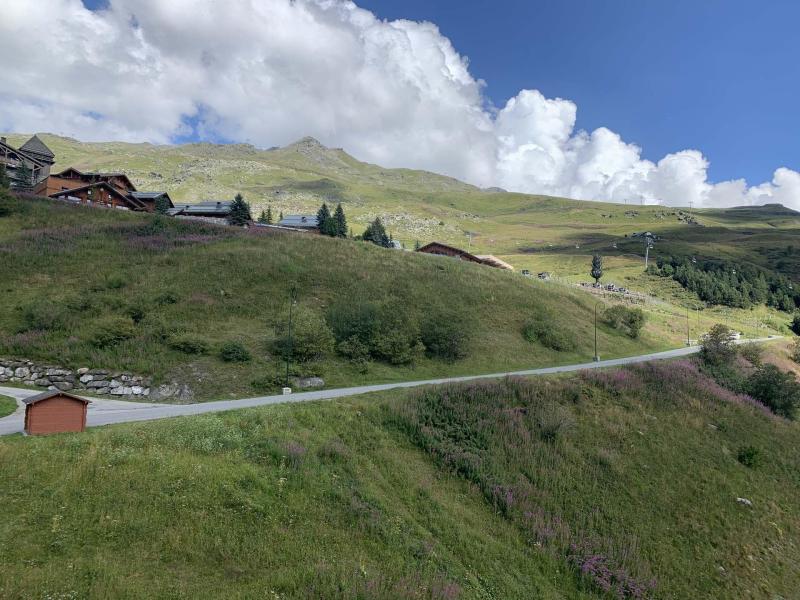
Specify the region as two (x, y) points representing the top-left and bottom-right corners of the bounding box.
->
(686, 305), (691, 346)
(594, 302), (601, 362)
(285, 286), (298, 388)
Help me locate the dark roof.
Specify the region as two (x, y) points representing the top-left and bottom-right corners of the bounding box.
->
(50, 181), (146, 210)
(167, 200), (233, 216)
(54, 168), (136, 191)
(20, 135), (55, 159)
(278, 215), (319, 228)
(22, 390), (90, 406)
(130, 191), (173, 207)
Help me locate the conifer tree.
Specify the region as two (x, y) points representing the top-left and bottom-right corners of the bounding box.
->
(279, 210), (284, 221)
(363, 217), (390, 247)
(333, 203), (347, 237)
(591, 254), (604, 285)
(0, 164), (9, 190)
(257, 209), (268, 224)
(317, 203), (331, 234)
(227, 193), (252, 226)
(15, 161), (33, 188)
(266, 205), (273, 224)
(154, 195), (171, 215)
(414, 240), (421, 251)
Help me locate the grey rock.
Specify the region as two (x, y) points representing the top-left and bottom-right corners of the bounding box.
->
(110, 387), (126, 396)
(131, 386), (144, 395)
(291, 376), (325, 389)
(14, 367), (30, 378)
(79, 374), (94, 384)
(87, 380), (109, 389)
(53, 381), (74, 391)
(77, 367), (90, 375)
(34, 378), (52, 386)
(109, 379), (122, 389)
(89, 369), (109, 376)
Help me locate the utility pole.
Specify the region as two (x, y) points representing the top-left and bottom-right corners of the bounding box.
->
(686, 305), (691, 346)
(594, 303), (601, 362)
(285, 286), (298, 388)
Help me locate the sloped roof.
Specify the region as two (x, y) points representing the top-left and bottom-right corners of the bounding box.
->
(476, 255), (515, 271)
(50, 181), (146, 210)
(54, 168), (136, 191)
(20, 135), (55, 159)
(278, 215), (319, 228)
(130, 191), (173, 207)
(22, 390), (89, 406)
(417, 242), (484, 264)
(168, 200), (233, 216)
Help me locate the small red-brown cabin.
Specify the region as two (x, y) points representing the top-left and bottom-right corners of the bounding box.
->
(23, 391), (89, 436)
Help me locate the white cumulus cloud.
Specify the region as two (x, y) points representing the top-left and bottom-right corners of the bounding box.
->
(0, 0), (797, 209)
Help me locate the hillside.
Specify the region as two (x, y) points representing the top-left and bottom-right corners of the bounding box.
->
(6, 133), (800, 290)
(1, 358), (798, 598)
(0, 196), (678, 401)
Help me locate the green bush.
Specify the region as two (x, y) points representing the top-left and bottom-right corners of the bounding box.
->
(327, 300), (424, 365)
(155, 291), (179, 305)
(273, 305), (335, 362)
(699, 324), (737, 366)
(737, 445), (760, 468)
(219, 341), (252, 363)
(738, 342), (764, 367)
(105, 274), (127, 290)
(745, 364), (800, 420)
(89, 317), (136, 348)
(791, 338), (800, 364)
(19, 300), (67, 332)
(421, 313), (473, 361)
(168, 333), (210, 355)
(522, 318), (575, 352)
(603, 305), (646, 339)
(790, 314), (800, 336)
(125, 302), (147, 324)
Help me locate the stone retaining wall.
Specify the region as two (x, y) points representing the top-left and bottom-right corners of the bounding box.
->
(0, 358), (151, 398)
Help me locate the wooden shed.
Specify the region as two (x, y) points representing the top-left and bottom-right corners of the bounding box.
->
(23, 391), (89, 436)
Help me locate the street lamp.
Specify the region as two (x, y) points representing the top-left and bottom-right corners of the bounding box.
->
(285, 286), (298, 388)
(594, 302), (601, 362)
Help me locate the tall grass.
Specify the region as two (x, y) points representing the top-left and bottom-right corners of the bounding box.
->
(0, 197), (667, 399)
(388, 360), (800, 598)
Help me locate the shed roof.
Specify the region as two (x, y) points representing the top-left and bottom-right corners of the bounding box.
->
(278, 215), (319, 228)
(50, 181), (146, 210)
(22, 390), (90, 406)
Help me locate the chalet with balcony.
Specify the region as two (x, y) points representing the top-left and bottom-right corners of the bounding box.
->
(0, 135), (55, 190)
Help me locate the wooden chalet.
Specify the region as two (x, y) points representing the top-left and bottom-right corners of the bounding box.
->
(0, 135), (55, 190)
(277, 215), (320, 232)
(35, 167), (172, 213)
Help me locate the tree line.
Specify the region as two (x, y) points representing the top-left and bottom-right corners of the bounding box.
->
(649, 256), (798, 312)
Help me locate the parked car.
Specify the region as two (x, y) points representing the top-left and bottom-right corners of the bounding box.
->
(521, 269), (532, 277)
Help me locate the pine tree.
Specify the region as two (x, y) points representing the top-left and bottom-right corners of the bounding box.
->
(257, 209), (268, 224)
(414, 240), (421, 251)
(333, 203), (347, 237)
(227, 193), (252, 226)
(279, 211), (284, 222)
(266, 205), (273, 224)
(15, 160), (33, 189)
(590, 254), (604, 285)
(363, 217), (390, 247)
(0, 164), (9, 190)
(154, 195), (171, 215)
(316, 203), (331, 235)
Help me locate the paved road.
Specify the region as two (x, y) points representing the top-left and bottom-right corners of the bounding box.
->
(0, 339), (778, 436)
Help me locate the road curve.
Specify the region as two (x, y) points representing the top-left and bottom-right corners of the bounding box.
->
(0, 339), (777, 436)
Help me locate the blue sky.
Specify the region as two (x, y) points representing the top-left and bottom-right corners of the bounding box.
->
(356, 0), (799, 184)
(14, 0), (792, 205)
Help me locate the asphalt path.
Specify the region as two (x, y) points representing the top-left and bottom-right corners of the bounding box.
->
(0, 339), (778, 436)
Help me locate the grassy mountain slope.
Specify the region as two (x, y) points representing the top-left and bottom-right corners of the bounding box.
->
(1, 358), (797, 598)
(6, 133), (799, 288)
(0, 197), (672, 400)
